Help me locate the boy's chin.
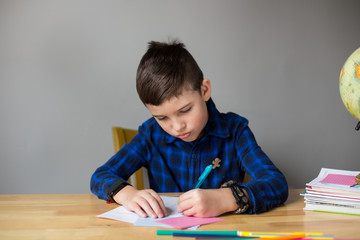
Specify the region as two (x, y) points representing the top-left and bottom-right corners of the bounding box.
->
(179, 138), (194, 142)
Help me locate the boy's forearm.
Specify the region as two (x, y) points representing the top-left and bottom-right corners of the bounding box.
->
(90, 170), (108, 200)
(243, 173), (288, 214)
(90, 167), (128, 201)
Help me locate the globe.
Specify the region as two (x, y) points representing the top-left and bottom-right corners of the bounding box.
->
(339, 47), (360, 131)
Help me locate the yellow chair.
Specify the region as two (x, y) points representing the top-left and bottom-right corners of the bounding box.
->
(112, 127), (146, 190)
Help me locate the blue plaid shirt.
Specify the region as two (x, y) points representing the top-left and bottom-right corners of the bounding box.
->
(90, 98), (288, 213)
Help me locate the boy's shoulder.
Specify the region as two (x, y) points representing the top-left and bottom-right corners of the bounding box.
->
(207, 98), (250, 137)
(208, 99), (248, 125)
(222, 111), (248, 123)
(220, 111), (249, 132)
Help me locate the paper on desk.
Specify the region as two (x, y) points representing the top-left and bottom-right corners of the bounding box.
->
(97, 205), (139, 223)
(156, 215), (224, 229)
(307, 168), (360, 193)
(133, 195), (183, 227)
(134, 216), (199, 229)
(97, 196), (198, 229)
(320, 173), (357, 187)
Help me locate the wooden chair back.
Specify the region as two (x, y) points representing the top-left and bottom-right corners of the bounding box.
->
(112, 127), (145, 189)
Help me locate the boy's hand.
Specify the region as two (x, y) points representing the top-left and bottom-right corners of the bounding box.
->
(113, 185), (167, 218)
(177, 188), (238, 217)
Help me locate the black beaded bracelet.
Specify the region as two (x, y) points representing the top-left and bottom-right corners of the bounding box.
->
(221, 180), (250, 214)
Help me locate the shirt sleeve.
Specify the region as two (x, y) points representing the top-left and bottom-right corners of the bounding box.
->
(236, 125), (288, 214)
(90, 132), (148, 201)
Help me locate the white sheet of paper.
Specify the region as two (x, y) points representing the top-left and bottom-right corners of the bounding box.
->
(97, 196), (197, 228)
(97, 205), (139, 223)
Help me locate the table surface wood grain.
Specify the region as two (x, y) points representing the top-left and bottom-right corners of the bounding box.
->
(1, 189), (359, 239)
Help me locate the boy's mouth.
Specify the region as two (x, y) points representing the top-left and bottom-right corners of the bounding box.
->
(177, 132), (191, 139)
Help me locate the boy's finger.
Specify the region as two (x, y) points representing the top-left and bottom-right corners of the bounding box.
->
(147, 194), (166, 218)
(159, 197), (167, 217)
(136, 197), (157, 218)
(156, 199), (167, 217)
(178, 190), (194, 202)
(183, 206), (196, 216)
(131, 203), (148, 218)
(149, 192), (167, 217)
(160, 200), (167, 217)
(177, 197), (193, 213)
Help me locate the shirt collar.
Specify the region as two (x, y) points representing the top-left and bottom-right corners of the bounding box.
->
(204, 98), (230, 139)
(164, 98), (230, 144)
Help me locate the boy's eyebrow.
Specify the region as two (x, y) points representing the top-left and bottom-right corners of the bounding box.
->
(152, 103), (192, 118)
(178, 102), (192, 111)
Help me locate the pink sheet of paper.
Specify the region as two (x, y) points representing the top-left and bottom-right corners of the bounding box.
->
(156, 216), (224, 229)
(320, 173), (356, 186)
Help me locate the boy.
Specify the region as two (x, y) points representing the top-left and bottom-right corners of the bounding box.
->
(90, 40), (288, 218)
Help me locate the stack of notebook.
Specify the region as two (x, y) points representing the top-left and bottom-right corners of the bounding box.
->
(302, 168), (360, 215)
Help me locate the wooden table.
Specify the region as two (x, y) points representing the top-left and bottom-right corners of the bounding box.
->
(0, 189), (359, 239)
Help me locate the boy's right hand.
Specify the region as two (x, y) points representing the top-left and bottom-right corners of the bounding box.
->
(113, 185), (167, 219)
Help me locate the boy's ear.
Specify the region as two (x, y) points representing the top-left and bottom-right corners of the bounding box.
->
(201, 78), (211, 101)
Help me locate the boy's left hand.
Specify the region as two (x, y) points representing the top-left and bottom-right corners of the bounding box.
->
(177, 188), (238, 217)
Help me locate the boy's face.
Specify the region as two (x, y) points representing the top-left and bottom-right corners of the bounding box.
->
(146, 79), (211, 142)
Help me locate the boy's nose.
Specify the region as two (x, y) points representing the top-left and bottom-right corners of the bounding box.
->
(173, 120), (186, 132)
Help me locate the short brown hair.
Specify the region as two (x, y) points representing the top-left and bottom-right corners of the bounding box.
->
(136, 40), (204, 105)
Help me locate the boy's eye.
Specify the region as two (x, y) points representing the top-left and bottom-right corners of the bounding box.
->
(157, 116), (167, 121)
(180, 107), (191, 113)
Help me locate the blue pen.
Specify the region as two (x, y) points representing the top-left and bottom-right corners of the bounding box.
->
(194, 158), (221, 188)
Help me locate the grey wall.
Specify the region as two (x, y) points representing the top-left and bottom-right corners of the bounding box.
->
(1, 0), (359, 194)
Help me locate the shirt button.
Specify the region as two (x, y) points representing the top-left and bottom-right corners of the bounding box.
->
(192, 154), (197, 159)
